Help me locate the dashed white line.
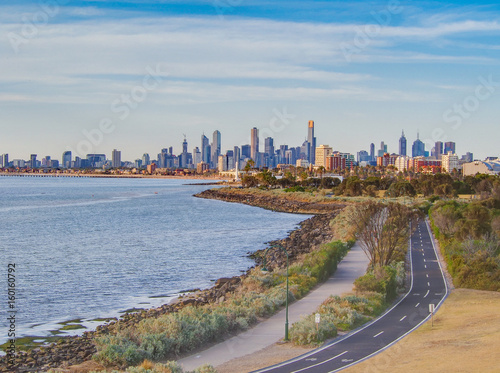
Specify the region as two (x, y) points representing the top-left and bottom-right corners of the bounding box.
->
(291, 351), (349, 373)
(428, 282), (431, 287)
(415, 303), (420, 307)
(374, 331), (384, 338)
(424, 290), (430, 298)
(400, 316), (407, 322)
(425, 265), (427, 269)
(426, 274), (429, 278)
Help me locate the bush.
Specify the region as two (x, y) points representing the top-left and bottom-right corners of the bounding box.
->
(354, 266), (398, 302)
(290, 313), (337, 346)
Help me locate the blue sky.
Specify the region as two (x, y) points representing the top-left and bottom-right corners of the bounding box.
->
(1, 0), (499, 161)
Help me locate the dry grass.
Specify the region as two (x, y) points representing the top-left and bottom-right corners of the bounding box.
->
(344, 289), (500, 373)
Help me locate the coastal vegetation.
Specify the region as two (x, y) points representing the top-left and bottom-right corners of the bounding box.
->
(91, 240), (352, 369)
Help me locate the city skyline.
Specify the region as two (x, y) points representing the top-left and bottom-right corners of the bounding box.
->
(1, 1), (500, 160)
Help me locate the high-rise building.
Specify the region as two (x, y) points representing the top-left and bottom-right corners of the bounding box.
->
(444, 141), (456, 154)
(182, 138), (188, 154)
(307, 120), (316, 164)
(193, 147), (202, 166)
(62, 151), (72, 168)
(433, 141), (443, 159)
(442, 151), (459, 173)
(461, 152), (473, 163)
(412, 133), (425, 157)
(112, 149), (121, 168)
(1, 154), (8, 168)
(30, 154), (37, 169)
(250, 127), (259, 160)
(241, 144), (251, 159)
(378, 141), (388, 157)
(370, 143), (375, 161)
(399, 131), (407, 156)
(233, 146), (241, 170)
(201, 134), (210, 164)
(211, 130), (221, 168)
(315, 145), (333, 168)
(142, 153), (150, 166)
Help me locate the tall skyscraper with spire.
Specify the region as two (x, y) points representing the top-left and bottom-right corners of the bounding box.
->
(307, 120), (316, 165)
(399, 130), (407, 156)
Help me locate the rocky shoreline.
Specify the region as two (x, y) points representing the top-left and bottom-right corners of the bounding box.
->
(0, 188), (343, 373)
(195, 188), (348, 214)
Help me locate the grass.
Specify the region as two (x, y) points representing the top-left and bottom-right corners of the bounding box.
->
(343, 289), (500, 373)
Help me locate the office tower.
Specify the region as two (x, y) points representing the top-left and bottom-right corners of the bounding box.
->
(378, 141), (388, 157)
(399, 131), (407, 156)
(461, 152), (473, 163)
(169, 147), (173, 156)
(112, 149), (121, 168)
(1, 154), (8, 168)
(30, 154), (37, 169)
(233, 146), (241, 170)
(307, 120), (316, 164)
(370, 143), (375, 161)
(264, 137), (274, 156)
(201, 134), (210, 164)
(62, 151), (72, 168)
(134, 159), (142, 168)
(412, 133), (425, 157)
(433, 141), (443, 159)
(142, 153), (150, 166)
(241, 144), (251, 159)
(193, 147), (201, 166)
(442, 152), (459, 173)
(182, 138), (188, 154)
(211, 130), (221, 168)
(357, 150), (370, 164)
(444, 141), (456, 154)
(250, 127), (259, 160)
(315, 145), (333, 168)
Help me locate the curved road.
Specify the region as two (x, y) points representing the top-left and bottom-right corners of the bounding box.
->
(254, 219), (448, 373)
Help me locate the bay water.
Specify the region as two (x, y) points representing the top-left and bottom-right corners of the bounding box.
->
(0, 177), (308, 346)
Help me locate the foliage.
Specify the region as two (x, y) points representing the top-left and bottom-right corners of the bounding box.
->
(93, 241), (352, 368)
(347, 201), (421, 266)
(354, 265), (399, 302)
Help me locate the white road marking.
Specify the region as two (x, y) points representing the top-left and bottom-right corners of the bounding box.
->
(415, 303), (420, 307)
(424, 290), (429, 298)
(374, 331), (384, 338)
(426, 274), (429, 278)
(428, 282), (431, 287)
(400, 316), (407, 321)
(291, 351), (349, 373)
(425, 265), (427, 269)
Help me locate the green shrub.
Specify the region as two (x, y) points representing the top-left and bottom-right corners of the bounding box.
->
(290, 313), (337, 346)
(354, 266), (398, 302)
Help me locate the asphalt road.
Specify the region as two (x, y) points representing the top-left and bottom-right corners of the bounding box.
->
(254, 219), (448, 373)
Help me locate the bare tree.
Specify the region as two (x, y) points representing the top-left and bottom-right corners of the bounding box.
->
(347, 201), (420, 267)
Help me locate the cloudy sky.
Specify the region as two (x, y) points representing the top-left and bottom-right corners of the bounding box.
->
(1, 0), (499, 161)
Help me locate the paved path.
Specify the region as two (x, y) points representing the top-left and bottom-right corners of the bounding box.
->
(177, 243), (370, 371)
(255, 219), (449, 373)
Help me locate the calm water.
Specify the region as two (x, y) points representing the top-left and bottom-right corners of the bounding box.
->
(0, 177), (308, 346)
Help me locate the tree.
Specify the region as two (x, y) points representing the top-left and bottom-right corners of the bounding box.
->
(347, 201), (420, 267)
(244, 159), (255, 174)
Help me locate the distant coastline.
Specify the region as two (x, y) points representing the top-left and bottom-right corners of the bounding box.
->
(0, 172), (232, 180)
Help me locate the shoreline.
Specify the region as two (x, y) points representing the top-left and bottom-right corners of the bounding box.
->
(0, 187), (341, 372)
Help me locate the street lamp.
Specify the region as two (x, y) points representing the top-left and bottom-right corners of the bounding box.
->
(261, 243), (290, 341)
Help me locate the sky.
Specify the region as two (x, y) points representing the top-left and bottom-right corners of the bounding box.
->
(1, 0), (499, 162)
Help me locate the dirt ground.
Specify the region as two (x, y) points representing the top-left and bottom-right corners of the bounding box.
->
(216, 289), (500, 373)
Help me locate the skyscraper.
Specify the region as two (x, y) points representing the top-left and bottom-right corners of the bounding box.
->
(112, 149), (121, 168)
(370, 143), (375, 161)
(1, 154), (8, 168)
(444, 141), (456, 154)
(62, 151), (72, 168)
(412, 133), (425, 157)
(241, 145), (251, 159)
(433, 141), (443, 159)
(250, 127), (259, 160)
(399, 131), (407, 156)
(201, 134), (210, 164)
(30, 154), (37, 169)
(233, 146), (241, 170)
(142, 153), (150, 166)
(211, 130), (221, 168)
(307, 120), (316, 164)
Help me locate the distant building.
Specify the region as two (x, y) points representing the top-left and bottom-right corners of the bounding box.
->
(197, 162), (210, 173)
(461, 152), (473, 163)
(395, 156), (411, 172)
(357, 150), (370, 164)
(307, 120), (316, 164)
(241, 144), (251, 159)
(296, 159), (310, 168)
(62, 151), (72, 168)
(250, 127), (259, 161)
(142, 153), (150, 166)
(87, 154), (106, 168)
(201, 134), (210, 165)
(218, 155), (226, 172)
(444, 141), (456, 154)
(315, 145), (333, 169)
(378, 141), (388, 158)
(2, 154), (8, 168)
(327, 153), (346, 171)
(370, 143), (375, 161)
(30, 154), (37, 169)
(432, 141), (443, 159)
(399, 131), (407, 156)
(377, 153), (398, 167)
(211, 130), (221, 168)
(412, 133), (425, 157)
(233, 146), (241, 170)
(463, 160), (500, 176)
(410, 156), (441, 173)
(441, 152), (459, 173)
(112, 149), (121, 168)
